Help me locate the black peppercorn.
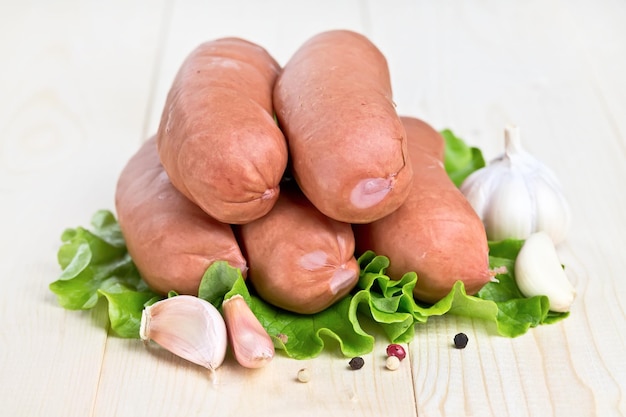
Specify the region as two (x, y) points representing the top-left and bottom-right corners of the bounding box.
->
(453, 333), (469, 349)
(348, 356), (365, 370)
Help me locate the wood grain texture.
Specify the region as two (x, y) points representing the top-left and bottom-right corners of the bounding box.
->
(0, 1), (625, 416)
(0, 1), (167, 416)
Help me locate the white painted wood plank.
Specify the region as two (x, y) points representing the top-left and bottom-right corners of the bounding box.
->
(558, 0), (626, 144)
(92, 337), (417, 417)
(0, 1), (167, 416)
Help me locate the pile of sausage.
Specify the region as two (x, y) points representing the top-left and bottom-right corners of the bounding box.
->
(115, 30), (492, 314)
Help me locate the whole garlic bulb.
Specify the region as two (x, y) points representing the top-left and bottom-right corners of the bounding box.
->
(460, 125), (571, 244)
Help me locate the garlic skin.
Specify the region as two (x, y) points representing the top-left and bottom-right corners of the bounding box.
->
(222, 294), (275, 369)
(514, 231), (576, 312)
(140, 295), (227, 371)
(460, 125), (571, 244)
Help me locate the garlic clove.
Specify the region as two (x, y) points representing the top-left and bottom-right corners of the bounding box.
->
(532, 178), (571, 245)
(460, 177), (488, 221)
(222, 294), (275, 369)
(514, 231), (576, 312)
(483, 171), (534, 241)
(459, 162), (502, 220)
(140, 295), (227, 371)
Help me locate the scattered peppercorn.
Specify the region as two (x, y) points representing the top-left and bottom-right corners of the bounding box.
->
(454, 332), (469, 349)
(385, 355), (401, 371)
(348, 356), (365, 370)
(386, 344), (406, 361)
(297, 368), (311, 383)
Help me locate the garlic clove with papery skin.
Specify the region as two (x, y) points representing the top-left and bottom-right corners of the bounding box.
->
(222, 294), (275, 369)
(483, 172), (534, 241)
(140, 295), (227, 371)
(514, 231), (576, 312)
(460, 125), (571, 244)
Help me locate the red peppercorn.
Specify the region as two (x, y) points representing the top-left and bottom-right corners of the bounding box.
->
(386, 344), (406, 361)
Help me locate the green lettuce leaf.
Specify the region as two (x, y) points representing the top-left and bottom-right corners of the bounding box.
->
(49, 213), (568, 356)
(98, 283), (160, 338)
(48, 130), (569, 357)
(49, 210), (160, 337)
(197, 262), (375, 359)
(198, 260), (241, 308)
(441, 129), (486, 187)
(353, 246), (568, 343)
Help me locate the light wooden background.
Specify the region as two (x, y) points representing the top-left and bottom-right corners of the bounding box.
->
(1, 1), (625, 416)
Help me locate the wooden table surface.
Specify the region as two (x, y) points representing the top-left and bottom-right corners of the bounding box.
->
(1, 1), (625, 416)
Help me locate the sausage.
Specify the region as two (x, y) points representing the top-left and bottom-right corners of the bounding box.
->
(236, 181), (359, 314)
(273, 30), (413, 224)
(156, 38), (288, 224)
(115, 137), (247, 295)
(353, 117), (492, 303)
